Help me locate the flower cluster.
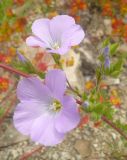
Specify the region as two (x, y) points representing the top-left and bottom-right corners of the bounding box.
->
(13, 15), (84, 146)
(0, 0), (127, 157)
(0, 13), (124, 151)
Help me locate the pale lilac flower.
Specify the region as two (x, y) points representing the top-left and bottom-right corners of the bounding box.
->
(26, 15), (85, 55)
(103, 46), (109, 57)
(13, 69), (80, 146)
(102, 46), (110, 68)
(104, 56), (110, 68)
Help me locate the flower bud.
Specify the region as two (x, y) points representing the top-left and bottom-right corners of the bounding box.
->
(83, 101), (89, 108)
(17, 51), (27, 63)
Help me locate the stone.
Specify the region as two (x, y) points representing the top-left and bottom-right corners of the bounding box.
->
(52, 152), (59, 159)
(74, 139), (92, 157)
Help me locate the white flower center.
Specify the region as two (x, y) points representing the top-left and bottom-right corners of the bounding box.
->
(49, 99), (62, 112)
(53, 42), (60, 49)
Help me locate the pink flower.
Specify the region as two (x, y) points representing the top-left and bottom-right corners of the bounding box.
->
(26, 15), (85, 55)
(13, 69), (80, 146)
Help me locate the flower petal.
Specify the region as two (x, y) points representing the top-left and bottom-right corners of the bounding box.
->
(26, 36), (48, 48)
(48, 46), (70, 55)
(30, 113), (65, 146)
(13, 101), (47, 135)
(50, 15), (75, 43)
(17, 77), (52, 103)
(45, 70), (66, 100)
(62, 25), (85, 46)
(32, 18), (53, 47)
(55, 95), (80, 133)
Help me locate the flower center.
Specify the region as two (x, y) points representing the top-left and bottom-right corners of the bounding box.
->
(53, 42), (60, 49)
(50, 99), (62, 112)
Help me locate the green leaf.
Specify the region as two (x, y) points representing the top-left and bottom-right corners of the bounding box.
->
(98, 54), (105, 63)
(82, 92), (87, 101)
(91, 112), (101, 121)
(102, 38), (110, 47)
(12, 56), (45, 79)
(37, 72), (45, 79)
(110, 43), (119, 56)
(104, 58), (123, 77)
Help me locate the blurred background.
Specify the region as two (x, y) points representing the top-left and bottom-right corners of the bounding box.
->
(0, 0), (127, 159)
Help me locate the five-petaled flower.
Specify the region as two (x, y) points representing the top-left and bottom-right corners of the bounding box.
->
(26, 15), (85, 55)
(13, 69), (80, 146)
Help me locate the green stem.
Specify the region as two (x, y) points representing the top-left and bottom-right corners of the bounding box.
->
(67, 79), (82, 98)
(52, 54), (62, 69)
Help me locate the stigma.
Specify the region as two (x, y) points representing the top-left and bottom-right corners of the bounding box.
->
(53, 42), (60, 49)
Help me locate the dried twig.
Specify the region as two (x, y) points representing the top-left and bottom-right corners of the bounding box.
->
(101, 116), (127, 140)
(19, 146), (44, 160)
(0, 139), (28, 150)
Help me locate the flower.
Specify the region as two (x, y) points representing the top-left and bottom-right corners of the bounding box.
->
(26, 15), (85, 55)
(79, 115), (89, 128)
(102, 3), (113, 17)
(13, 69), (80, 146)
(103, 46), (110, 69)
(104, 56), (110, 68)
(0, 77), (9, 92)
(110, 96), (121, 107)
(17, 51), (27, 63)
(13, 17), (27, 32)
(85, 81), (95, 90)
(13, 0), (24, 5)
(82, 101), (89, 108)
(103, 46), (109, 56)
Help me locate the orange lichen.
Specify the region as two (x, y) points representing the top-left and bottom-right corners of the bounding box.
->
(0, 77), (9, 92)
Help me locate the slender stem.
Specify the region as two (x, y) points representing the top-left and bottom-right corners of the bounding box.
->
(67, 79), (82, 98)
(19, 146), (44, 160)
(0, 63), (30, 78)
(0, 139), (28, 150)
(101, 116), (127, 140)
(76, 99), (82, 105)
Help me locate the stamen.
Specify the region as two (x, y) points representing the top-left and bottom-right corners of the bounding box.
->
(53, 42), (60, 49)
(50, 99), (62, 112)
